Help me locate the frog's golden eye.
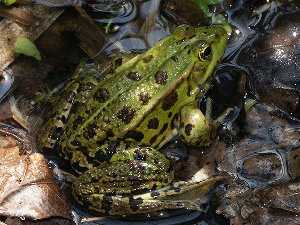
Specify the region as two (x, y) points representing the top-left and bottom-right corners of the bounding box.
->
(198, 46), (212, 61)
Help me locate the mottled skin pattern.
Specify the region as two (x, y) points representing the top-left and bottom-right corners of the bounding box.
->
(38, 24), (229, 215)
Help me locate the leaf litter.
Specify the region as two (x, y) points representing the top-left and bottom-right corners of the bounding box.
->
(0, 123), (72, 223)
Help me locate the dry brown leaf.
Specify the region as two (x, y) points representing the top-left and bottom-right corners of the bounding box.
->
(0, 7), (35, 26)
(0, 124), (71, 220)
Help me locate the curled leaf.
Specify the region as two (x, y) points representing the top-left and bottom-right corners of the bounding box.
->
(14, 37), (41, 61)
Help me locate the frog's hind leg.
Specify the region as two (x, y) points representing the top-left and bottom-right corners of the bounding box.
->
(75, 176), (224, 216)
(72, 144), (224, 215)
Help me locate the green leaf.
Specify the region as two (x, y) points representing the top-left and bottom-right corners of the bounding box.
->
(14, 37), (41, 61)
(1, 0), (16, 6)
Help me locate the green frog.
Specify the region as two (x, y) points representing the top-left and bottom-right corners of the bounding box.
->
(38, 24), (230, 216)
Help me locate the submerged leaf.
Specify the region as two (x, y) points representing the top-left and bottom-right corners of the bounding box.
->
(14, 37), (41, 61)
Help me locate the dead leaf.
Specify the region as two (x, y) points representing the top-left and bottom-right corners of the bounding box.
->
(0, 7), (34, 26)
(0, 124), (71, 220)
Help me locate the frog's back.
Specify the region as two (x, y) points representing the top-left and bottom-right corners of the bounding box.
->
(53, 25), (228, 168)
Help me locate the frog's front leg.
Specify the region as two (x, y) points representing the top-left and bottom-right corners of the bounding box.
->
(179, 103), (216, 146)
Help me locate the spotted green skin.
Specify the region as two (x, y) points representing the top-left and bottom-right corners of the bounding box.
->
(39, 24), (229, 215)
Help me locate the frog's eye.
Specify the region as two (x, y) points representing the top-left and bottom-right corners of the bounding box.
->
(198, 46), (212, 61)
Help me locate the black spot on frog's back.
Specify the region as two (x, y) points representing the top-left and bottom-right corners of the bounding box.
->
(139, 92), (151, 105)
(117, 106), (136, 124)
(147, 118), (159, 129)
(148, 123), (168, 145)
(106, 140), (120, 155)
(125, 130), (144, 142)
(155, 71), (168, 85)
(162, 91), (178, 111)
(95, 140), (119, 161)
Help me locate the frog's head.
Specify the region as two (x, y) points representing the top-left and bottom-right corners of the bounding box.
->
(173, 24), (231, 87)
